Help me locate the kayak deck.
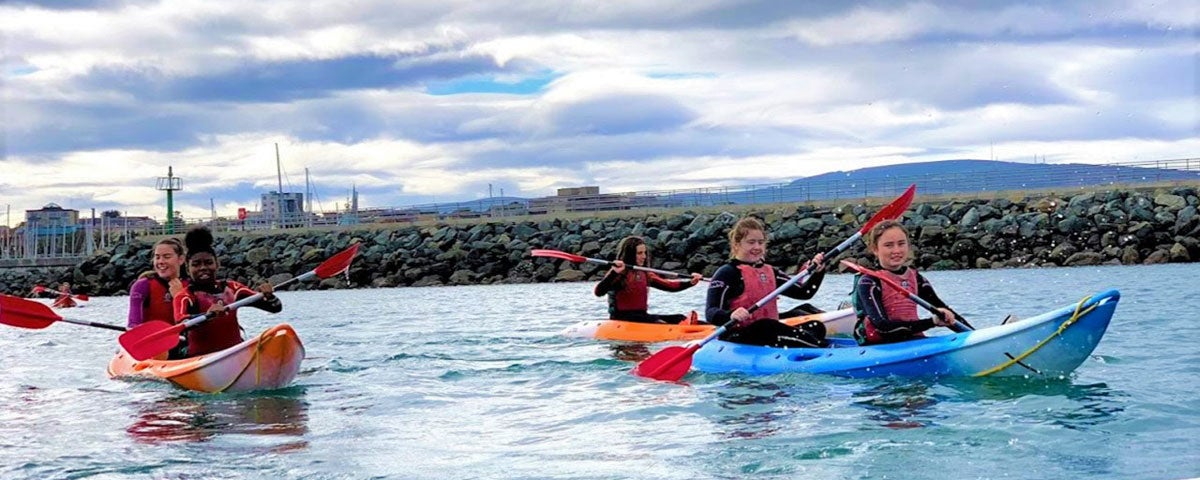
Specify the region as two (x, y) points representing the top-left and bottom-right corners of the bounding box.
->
(562, 308), (858, 342)
(108, 323), (305, 393)
(692, 289), (1120, 378)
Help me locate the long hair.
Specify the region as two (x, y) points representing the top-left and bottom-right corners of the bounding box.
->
(184, 226), (215, 260)
(728, 217), (766, 259)
(615, 236), (646, 267)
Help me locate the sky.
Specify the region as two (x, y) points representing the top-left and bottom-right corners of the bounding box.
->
(1, 0), (1197, 227)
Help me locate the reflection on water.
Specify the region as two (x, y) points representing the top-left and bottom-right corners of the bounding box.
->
(852, 381), (939, 429)
(607, 343), (651, 362)
(127, 391), (310, 451)
(710, 378), (793, 440)
(851, 377), (1127, 431)
(950, 378), (1127, 431)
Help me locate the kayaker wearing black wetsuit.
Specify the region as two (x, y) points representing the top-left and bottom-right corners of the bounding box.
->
(852, 220), (958, 345)
(705, 217), (828, 348)
(594, 236), (703, 324)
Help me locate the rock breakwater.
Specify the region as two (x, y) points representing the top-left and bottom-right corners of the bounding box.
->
(1, 186), (1196, 297)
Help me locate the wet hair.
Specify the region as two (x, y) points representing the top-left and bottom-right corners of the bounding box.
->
(728, 217), (766, 258)
(184, 226), (216, 260)
(615, 236), (647, 266)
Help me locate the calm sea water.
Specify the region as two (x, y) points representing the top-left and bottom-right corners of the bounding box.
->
(2, 264), (1198, 479)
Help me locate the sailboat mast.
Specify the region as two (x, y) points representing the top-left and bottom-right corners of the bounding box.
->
(275, 143), (284, 227)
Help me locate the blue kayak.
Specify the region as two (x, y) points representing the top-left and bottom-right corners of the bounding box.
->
(691, 289), (1120, 378)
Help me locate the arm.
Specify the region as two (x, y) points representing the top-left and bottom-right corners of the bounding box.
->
(232, 281), (282, 313)
(854, 275), (936, 336)
(704, 265), (743, 327)
(915, 273), (950, 309)
(594, 269), (623, 297)
(173, 287), (198, 322)
(776, 267), (825, 300)
(915, 272), (956, 326)
(127, 278), (149, 328)
(647, 273), (694, 293)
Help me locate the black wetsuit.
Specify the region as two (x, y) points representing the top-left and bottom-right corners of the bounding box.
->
(705, 259), (827, 347)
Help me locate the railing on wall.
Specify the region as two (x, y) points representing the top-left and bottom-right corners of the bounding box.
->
(2, 157), (1197, 266)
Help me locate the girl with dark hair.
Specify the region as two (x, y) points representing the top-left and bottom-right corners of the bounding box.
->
(851, 219), (958, 345)
(705, 217), (828, 348)
(593, 236), (703, 324)
(172, 226), (282, 357)
(127, 237), (187, 329)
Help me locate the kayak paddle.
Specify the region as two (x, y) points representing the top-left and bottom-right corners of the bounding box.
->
(0, 294), (126, 331)
(119, 242), (361, 361)
(530, 249), (710, 282)
(631, 184), (917, 381)
(32, 285), (89, 301)
(838, 260), (972, 333)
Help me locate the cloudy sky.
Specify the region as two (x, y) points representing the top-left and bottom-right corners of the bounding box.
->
(1, 0), (1196, 226)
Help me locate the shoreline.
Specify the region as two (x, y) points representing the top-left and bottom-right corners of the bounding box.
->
(1, 185), (1196, 297)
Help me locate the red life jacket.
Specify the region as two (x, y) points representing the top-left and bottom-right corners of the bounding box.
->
(52, 295), (77, 308)
(729, 263), (779, 323)
(861, 267), (923, 343)
(177, 280), (247, 357)
(144, 276), (182, 324)
(611, 271), (649, 312)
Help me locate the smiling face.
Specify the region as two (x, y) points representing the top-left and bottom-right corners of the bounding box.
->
(869, 226), (911, 270)
(733, 228), (767, 263)
(153, 243), (185, 280)
(186, 252), (220, 285)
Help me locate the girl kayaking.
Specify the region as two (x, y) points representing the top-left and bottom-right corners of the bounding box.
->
(172, 226), (282, 357)
(705, 217), (828, 347)
(593, 236), (703, 324)
(852, 219), (958, 345)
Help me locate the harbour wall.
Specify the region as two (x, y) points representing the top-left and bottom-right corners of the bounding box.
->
(1, 186), (1196, 297)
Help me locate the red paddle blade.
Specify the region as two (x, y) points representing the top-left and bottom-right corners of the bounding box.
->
(0, 295), (62, 329)
(119, 320), (185, 361)
(631, 345), (697, 381)
(858, 183), (916, 235)
(73, 294), (90, 301)
(529, 249), (587, 263)
(315, 243), (361, 278)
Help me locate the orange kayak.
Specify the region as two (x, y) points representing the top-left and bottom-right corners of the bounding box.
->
(561, 309), (858, 342)
(107, 323), (305, 393)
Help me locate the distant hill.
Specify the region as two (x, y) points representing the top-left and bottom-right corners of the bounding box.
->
(382, 159), (1199, 215)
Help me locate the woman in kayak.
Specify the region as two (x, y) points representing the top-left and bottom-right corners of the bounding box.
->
(173, 226), (281, 357)
(127, 237), (187, 329)
(594, 236), (703, 324)
(852, 219), (958, 345)
(705, 217), (828, 347)
(51, 282), (77, 308)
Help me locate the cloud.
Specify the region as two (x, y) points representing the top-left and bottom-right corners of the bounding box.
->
(1, 0), (1196, 227)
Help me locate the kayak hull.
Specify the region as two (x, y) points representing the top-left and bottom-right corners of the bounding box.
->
(562, 309), (858, 342)
(107, 323), (305, 393)
(692, 289), (1119, 379)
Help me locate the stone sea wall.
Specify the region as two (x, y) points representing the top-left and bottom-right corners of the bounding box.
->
(1, 186), (1197, 297)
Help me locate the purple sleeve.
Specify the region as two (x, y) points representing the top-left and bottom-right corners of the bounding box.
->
(127, 278), (149, 328)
